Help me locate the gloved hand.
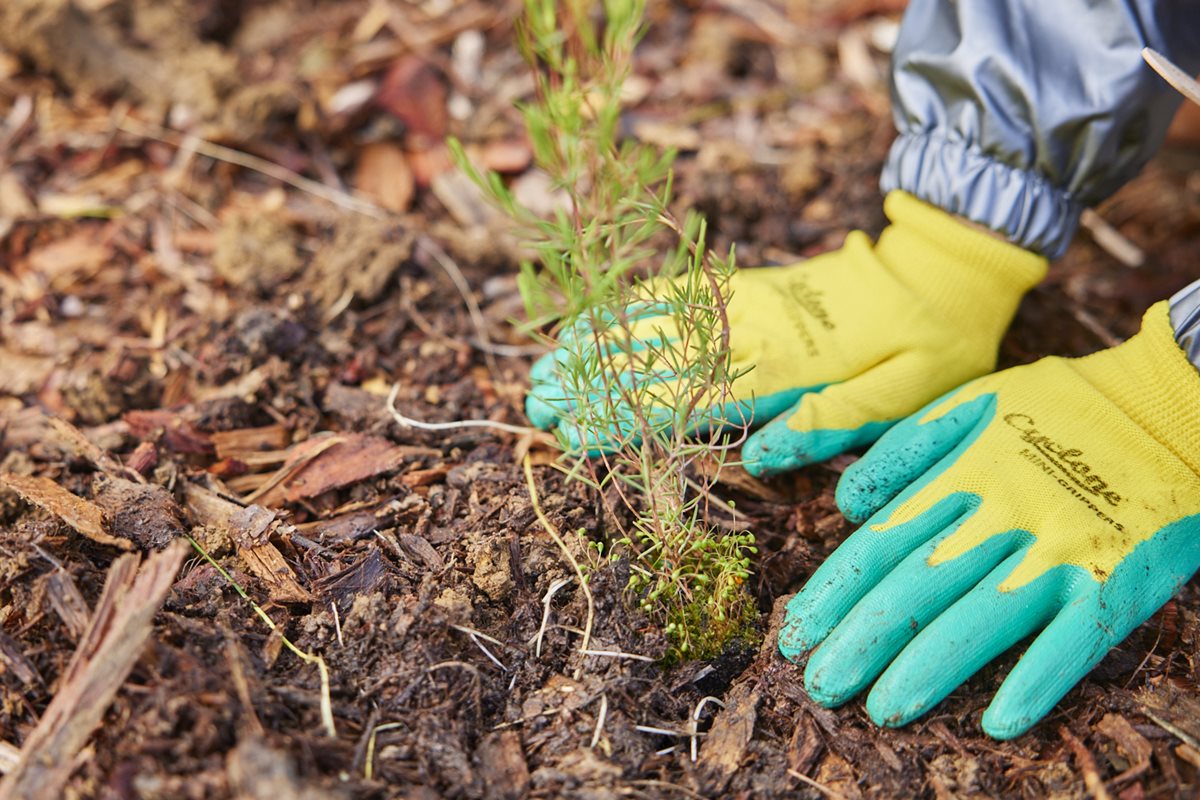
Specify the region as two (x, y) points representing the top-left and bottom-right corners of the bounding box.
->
(779, 302), (1200, 739)
(525, 191), (1047, 475)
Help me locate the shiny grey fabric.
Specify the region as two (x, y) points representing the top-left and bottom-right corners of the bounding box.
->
(1170, 280), (1200, 368)
(881, 0), (1200, 259)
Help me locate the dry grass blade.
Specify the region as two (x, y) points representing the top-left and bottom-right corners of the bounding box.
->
(186, 534), (336, 737)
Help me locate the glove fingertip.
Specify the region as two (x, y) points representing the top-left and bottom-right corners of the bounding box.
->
(802, 659), (854, 708)
(525, 392), (561, 430)
(777, 593), (836, 661)
(529, 350), (562, 383)
(980, 705), (1035, 741)
(742, 433), (797, 477)
(834, 473), (883, 525)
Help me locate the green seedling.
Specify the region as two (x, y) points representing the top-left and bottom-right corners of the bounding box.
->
(453, 0), (758, 659)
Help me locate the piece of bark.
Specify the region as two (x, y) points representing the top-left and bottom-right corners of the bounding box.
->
(0, 541), (187, 800)
(300, 511), (383, 544)
(211, 425), (292, 461)
(44, 571), (91, 641)
(0, 473), (132, 550)
(183, 483), (313, 604)
(92, 476), (186, 551)
(787, 709), (825, 778)
(254, 434), (427, 508)
(226, 736), (341, 800)
(698, 682), (761, 793)
(473, 731), (530, 800)
(0, 630), (41, 687)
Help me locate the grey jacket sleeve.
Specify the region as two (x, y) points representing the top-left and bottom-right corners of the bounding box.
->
(880, 0), (1200, 260)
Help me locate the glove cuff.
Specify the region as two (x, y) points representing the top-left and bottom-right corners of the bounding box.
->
(1080, 301), (1200, 477)
(877, 191), (1048, 343)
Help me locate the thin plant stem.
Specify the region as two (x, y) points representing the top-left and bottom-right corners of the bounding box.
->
(185, 535), (336, 738)
(523, 454), (594, 669)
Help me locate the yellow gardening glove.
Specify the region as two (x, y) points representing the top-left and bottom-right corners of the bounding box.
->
(782, 302), (1200, 739)
(526, 191), (1047, 473)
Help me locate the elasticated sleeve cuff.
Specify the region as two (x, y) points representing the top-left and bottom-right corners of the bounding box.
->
(881, 134), (1081, 259)
(883, 0), (1200, 260)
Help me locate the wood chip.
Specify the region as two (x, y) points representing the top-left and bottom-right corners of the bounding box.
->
(0, 541), (187, 800)
(398, 533), (444, 570)
(1060, 726), (1112, 800)
(474, 731), (530, 800)
(44, 416), (141, 482)
(124, 409), (214, 455)
(44, 571), (92, 641)
(211, 425), (292, 461)
(0, 741), (19, 776)
(0, 473), (133, 550)
(1136, 684), (1200, 749)
(698, 683), (760, 793)
(0, 630), (42, 687)
(1096, 713), (1152, 781)
(355, 142), (415, 213)
(184, 483), (313, 604)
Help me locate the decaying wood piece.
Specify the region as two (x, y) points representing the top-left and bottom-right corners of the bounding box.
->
(0, 473), (133, 551)
(1137, 684), (1200, 749)
(0, 541), (187, 800)
(44, 417), (144, 483)
(226, 736), (342, 800)
(697, 682), (761, 794)
(44, 571), (91, 642)
(0, 742), (19, 776)
(184, 482), (313, 603)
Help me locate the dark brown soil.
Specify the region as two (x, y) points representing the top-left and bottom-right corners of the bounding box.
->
(1, 1), (1198, 798)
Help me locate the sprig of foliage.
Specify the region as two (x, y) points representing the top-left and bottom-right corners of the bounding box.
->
(452, 0), (757, 660)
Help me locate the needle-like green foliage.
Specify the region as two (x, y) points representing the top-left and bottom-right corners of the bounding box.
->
(451, 0), (757, 660)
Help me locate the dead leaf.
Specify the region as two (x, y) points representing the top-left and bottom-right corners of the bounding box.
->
(24, 233), (112, 289)
(355, 142), (415, 213)
(375, 56), (448, 141)
(254, 433), (429, 508)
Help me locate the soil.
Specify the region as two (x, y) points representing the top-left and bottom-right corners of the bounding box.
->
(1, 1), (1199, 798)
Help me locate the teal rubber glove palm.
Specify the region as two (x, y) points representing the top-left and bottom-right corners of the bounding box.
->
(779, 302), (1200, 739)
(525, 192), (1047, 474)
